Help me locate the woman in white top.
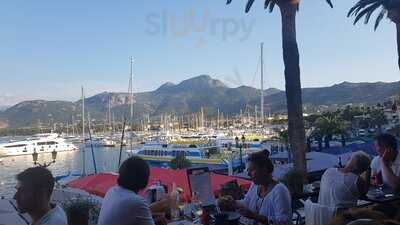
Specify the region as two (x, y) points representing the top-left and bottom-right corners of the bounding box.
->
(318, 151), (371, 208)
(236, 150), (292, 225)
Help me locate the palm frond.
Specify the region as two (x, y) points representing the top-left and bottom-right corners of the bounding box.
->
(269, 1), (276, 12)
(264, 0), (271, 9)
(364, 7), (376, 24)
(348, 0), (380, 17)
(353, 2), (381, 25)
(245, 0), (256, 13)
(263, 0), (277, 12)
(374, 7), (387, 30)
(326, 0), (334, 8)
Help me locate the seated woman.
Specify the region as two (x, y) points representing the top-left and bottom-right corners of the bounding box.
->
(232, 150), (293, 225)
(318, 151), (371, 208)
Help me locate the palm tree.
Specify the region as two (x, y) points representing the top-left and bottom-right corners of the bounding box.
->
(348, 0), (400, 69)
(226, 0), (333, 173)
(170, 154), (192, 170)
(315, 113), (347, 148)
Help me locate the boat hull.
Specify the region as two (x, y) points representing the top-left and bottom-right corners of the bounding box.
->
(132, 155), (224, 165)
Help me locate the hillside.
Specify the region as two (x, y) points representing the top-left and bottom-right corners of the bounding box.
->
(0, 75), (399, 128)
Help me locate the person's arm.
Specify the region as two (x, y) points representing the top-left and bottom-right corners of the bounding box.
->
(381, 149), (400, 190)
(370, 157), (379, 185)
(133, 198), (156, 225)
(272, 185), (292, 225)
(357, 167), (371, 196)
(237, 206), (269, 225)
(150, 197), (170, 214)
(236, 183), (254, 208)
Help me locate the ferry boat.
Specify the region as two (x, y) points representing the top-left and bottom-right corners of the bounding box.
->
(0, 133), (78, 157)
(128, 143), (225, 166)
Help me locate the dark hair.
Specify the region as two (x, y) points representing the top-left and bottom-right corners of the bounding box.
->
(117, 156), (150, 192)
(16, 166), (55, 197)
(375, 133), (397, 151)
(248, 150), (274, 173)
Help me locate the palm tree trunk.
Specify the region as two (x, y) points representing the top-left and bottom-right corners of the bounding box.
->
(279, 3), (307, 173)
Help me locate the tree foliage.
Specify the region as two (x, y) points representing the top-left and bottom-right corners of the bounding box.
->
(169, 154), (192, 170)
(348, 0), (400, 30)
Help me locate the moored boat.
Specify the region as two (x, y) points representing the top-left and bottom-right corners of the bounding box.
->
(0, 133), (78, 157)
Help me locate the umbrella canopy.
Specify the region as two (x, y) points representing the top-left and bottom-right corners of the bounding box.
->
(67, 167), (251, 200)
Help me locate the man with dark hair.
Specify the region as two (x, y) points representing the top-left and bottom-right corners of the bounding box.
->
(371, 133), (400, 190)
(98, 156), (155, 225)
(14, 166), (67, 225)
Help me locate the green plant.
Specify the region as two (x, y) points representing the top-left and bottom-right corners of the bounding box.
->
(61, 196), (100, 225)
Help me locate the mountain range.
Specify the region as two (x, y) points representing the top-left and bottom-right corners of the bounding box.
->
(1, 74), (399, 129)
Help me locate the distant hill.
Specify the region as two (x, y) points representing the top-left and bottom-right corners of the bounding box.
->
(0, 75), (399, 128)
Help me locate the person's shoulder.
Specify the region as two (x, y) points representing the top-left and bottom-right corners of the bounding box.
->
(43, 205), (68, 225)
(274, 183), (291, 195)
(325, 167), (338, 175)
(272, 183), (291, 203)
(371, 155), (380, 163)
(371, 156), (381, 169)
(120, 192), (148, 208)
(104, 185), (120, 197)
(321, 167), (337, 179)
(247, 182), (257, 192)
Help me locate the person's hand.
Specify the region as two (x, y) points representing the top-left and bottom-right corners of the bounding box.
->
(217, 195), (236, 212)
(238, 206), (257, 220)
(382, 149), (395, 166)
(153, 213), (168, 225)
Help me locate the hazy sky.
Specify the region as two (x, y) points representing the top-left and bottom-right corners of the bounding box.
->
(0, 0), (398, 106)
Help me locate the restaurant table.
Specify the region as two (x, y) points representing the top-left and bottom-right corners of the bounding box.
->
(361, 186), (400, 204)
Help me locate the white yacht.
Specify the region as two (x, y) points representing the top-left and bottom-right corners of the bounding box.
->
(0, 133), (78, 157)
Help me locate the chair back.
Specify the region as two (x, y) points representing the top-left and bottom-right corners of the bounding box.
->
(302, 199), (337, 225)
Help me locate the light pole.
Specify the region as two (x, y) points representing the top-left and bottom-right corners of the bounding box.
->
(241, 135), (246, 171)
(32, 149), (57, 167)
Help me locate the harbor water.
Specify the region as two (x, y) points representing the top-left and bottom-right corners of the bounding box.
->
(0, 141), (132, 198)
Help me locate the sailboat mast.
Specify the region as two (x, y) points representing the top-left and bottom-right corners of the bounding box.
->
(81, 86), (86, 176)
(260, 42), (264, 127)
(129, 57), (134, 123)
(217, 108), (220, 130)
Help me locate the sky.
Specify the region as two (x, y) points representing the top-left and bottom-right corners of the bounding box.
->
(0, 0), (398, 106)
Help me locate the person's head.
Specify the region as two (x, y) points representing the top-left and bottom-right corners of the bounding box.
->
(14, 166), (55, 213)
(348, 151), (371, 175)
(374, 133), (397, 156)
(118, 156), (150, 193)
(247, 150), (274, 185)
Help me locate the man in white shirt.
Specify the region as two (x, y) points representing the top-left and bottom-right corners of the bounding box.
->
(371, 133), (400, 190)
(14, 167), (67, 225)
(98, 156), (156, 225)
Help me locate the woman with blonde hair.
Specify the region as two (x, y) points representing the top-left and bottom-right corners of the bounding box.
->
(319, 151), (371, 208)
